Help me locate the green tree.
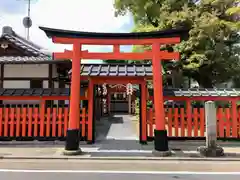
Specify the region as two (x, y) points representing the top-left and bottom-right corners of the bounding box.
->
(114, 0), (240, 88)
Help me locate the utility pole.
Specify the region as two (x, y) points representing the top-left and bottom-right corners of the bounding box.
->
(22, 0), (32, 40)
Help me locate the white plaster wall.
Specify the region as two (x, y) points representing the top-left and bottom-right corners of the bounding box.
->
(3, 80), (29, 88)
(2, 64), (49, 105)
(1, 64), (74, 106)
(4, 64), (49, 77)
(43, 80), (48, 88)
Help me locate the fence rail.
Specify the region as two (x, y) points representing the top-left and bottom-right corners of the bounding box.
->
(0, 105), (88, 140)
(147, 105), (240, 139)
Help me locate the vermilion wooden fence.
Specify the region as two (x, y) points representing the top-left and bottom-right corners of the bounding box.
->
(0, 105), (88, 140)
(147, 101), (240, 139)
(1, 97), (240, 141)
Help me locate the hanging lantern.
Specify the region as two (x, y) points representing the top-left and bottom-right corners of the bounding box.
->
(102, 98), (107, 113)
(114, 93), (117, 98)
(126, 83), (133, 95)
(123, 93), (126, 98)
(98, 87), (101, 96)
(102, 83), (107, 95)
(103, 108), (107, 113)
(117, 84), (121, 89)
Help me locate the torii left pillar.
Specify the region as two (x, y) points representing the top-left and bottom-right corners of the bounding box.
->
(152, 42), (180, 156)
(64, 42), (82, 155)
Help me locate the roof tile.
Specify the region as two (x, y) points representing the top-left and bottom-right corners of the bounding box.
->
(0, 88), (240, 97)
(0, 56), (68, 64)
(0, 88), (70, 96)
(1, 26), (48, 57)
(149, 88), (240, 97)
(74, 64), (153, 77)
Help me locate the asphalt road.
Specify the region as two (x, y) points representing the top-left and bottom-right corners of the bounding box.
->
(1, 159), (240, 172)
(0, 159), (240, 180)
(0, 171), (239, 180)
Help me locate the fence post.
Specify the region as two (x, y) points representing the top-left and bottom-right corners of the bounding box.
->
(197, 101), (224, 157)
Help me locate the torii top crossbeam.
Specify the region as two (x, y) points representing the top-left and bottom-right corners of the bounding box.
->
(40, 26), (187, 60)
(40, 26), (187, 44)
(40, 26), (188, 152)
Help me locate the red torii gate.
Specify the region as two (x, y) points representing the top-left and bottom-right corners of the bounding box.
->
(40, 26), (186, 154)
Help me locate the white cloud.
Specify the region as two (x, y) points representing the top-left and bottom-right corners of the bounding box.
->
(0, 0), (132, 63)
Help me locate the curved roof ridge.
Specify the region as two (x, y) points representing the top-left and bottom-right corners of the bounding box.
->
(1, 26), (48, 57)
(39, 26), (189, 39)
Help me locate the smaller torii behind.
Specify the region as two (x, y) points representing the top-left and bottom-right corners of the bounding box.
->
(40, 26), (187, 155)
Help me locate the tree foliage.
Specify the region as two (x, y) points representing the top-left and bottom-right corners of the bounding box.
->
(113, 0), (240, 88)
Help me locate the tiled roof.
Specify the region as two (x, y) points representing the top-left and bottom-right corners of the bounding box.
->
(69, 64), (153, 76)
(0, 88), (240, 97)
(0, 56), (67, 64)
(1, 26), (48, 57)
(150, 88), (240, 97)
(0, 88), (69, 96)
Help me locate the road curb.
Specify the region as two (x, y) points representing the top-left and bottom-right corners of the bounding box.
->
(1, 156), (240, 161)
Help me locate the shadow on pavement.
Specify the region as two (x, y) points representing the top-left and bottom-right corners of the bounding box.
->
(1, 139), (240, 158)
(0, 141), (98, 148)
(95, 115), (124, 141)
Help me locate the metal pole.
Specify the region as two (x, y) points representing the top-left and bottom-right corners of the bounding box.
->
(26, 0), (30, 40)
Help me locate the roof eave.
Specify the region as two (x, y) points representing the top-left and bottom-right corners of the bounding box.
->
(39, 26), (189, 40)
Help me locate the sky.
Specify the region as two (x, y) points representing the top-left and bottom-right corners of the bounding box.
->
(0, 0), (134, 63)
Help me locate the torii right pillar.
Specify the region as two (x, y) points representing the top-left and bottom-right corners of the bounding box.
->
(152, 42), (180, 155)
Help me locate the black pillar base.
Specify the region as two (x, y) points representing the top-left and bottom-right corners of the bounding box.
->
(154, 129), (169, 151)
(65, 129), (80, 151)
(87, 140), (94, 145)
(139, 140), (147, 145)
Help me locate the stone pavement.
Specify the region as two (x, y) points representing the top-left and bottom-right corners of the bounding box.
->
(96, 114), (138, 141)
(1, 140), (240, 160)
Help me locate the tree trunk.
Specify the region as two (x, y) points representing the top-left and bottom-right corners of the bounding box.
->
(194, 74), (213, 88)
(183, 70), (213, 88)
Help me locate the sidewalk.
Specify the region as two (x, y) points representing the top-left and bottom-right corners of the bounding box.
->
(1, 140), (240, 161)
